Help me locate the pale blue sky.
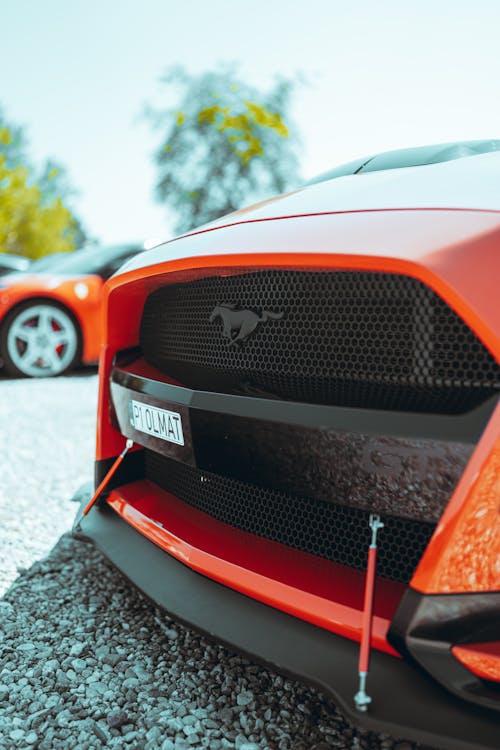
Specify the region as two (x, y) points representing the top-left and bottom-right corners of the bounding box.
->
(1, 0), (500, 244)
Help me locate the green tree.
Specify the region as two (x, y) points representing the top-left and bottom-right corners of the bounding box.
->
(37, 160), (87, 248)
(0, 109), (28, 170)
(0, 110), (88, 258)
(147, 66), (301, 234)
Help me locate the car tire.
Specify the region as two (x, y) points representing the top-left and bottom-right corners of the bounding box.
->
(0, 301), (81, 378)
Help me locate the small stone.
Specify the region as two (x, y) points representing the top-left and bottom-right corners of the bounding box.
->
(191, 708), (207, 720)
(71, 658), (87, 672)
(17, 642), (36, 652)
(204, 719), (219, 730)
(70, 642), (85, 657)
(107, 711), (128, 728)
(243, 715), (254, 733)
(93, 723), (108, 743)
(146, 727), (162, 742)
(122, 677), (139, 689)
(29, 707), (51, 728)
(42, 659), (59, 673)
(166, 717), (184, 732)
(10, 729), (25, 741)
(24, 732), (38, 745)
(102, 653), (122, 667)
(56, 673), (71, 689)
(236, 690), (254, 707)
(134, 665), (151, 681)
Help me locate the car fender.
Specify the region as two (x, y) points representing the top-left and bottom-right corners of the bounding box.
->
(0, 274), (103, 363)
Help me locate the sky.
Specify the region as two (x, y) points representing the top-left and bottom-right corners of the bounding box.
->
(1, 0), (500, 245)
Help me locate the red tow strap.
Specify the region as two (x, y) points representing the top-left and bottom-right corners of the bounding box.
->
(83, 439), (134, 516)
(354, 513), (384, 712)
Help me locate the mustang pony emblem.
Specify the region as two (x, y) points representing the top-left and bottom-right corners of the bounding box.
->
(209, 304), (284, 345)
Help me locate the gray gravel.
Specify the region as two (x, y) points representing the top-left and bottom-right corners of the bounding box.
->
(0, 535), (427, 750)
(0, 372), (432, 749)
(0, 372), (97, 594)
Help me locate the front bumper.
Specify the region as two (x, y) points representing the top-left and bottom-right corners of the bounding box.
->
(73, 494), (500, 750)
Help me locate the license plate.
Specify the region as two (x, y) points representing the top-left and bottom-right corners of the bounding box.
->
(129, 399), (185, 446)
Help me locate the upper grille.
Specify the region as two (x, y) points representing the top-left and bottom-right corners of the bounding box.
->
(140, 270), (500, 413)
(145, 450), (435, 583)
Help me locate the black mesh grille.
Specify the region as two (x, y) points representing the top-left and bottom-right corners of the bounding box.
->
(145, 451), (435, 583)
(140, 270), (500, 414)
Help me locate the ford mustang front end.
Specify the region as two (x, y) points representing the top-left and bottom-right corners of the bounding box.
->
(74, 143), (500, 749)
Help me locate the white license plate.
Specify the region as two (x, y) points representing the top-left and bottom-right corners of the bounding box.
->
(129, 400), (185, 446)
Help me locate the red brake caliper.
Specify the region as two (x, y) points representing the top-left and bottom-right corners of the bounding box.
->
(354, 513), (384, 712)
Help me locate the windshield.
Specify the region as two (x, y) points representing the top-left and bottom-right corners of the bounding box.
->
(28, 244), (141, 276)
(307, 139), (500, 186)
(0, 254), (30, 272)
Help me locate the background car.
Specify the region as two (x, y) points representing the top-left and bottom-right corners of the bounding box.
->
(76, 141), (500, 750)
(0, 253), (31, 276)
(0, 242), (142, 377)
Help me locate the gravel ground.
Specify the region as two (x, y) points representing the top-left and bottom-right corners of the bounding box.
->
(0, 373), (429, 749)
(0, 535), (424, 750)
(0, 371), (98, 595)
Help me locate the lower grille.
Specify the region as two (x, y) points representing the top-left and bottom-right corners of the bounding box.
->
(145, 450), (435, 584)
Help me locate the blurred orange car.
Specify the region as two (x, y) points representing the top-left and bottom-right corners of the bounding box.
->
(0, 243), (142, 377)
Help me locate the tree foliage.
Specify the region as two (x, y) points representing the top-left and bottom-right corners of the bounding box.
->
(0, 110), (87, 259)
(148, 66), (301, 234)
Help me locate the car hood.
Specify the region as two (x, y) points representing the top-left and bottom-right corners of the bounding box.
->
(116, 218), (500, 362)
(120, 150), (500, 277)
(179, 148), (500, 234)
(113, 151), (500, 352)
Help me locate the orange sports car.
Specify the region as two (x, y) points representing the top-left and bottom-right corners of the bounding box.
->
(75, 141), (500, 750)
(0, 243), (142, 377)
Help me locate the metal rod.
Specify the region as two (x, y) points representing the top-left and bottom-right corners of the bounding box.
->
(83, 438), (134, 516)
(354, 513), (384, 711)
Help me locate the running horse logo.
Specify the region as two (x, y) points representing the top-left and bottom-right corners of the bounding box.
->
(209, 304), (284, 346)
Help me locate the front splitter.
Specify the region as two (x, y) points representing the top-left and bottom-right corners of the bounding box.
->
(73, 495), (500, 750)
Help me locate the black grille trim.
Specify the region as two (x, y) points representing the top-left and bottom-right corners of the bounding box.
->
(140, 270), (500, 414)
(144, 450), (436, 584)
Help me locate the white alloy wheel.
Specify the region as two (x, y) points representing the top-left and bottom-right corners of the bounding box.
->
(4, 303), (79, 377)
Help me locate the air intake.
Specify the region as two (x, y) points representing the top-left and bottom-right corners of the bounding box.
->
(140, 270), (500, 413)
